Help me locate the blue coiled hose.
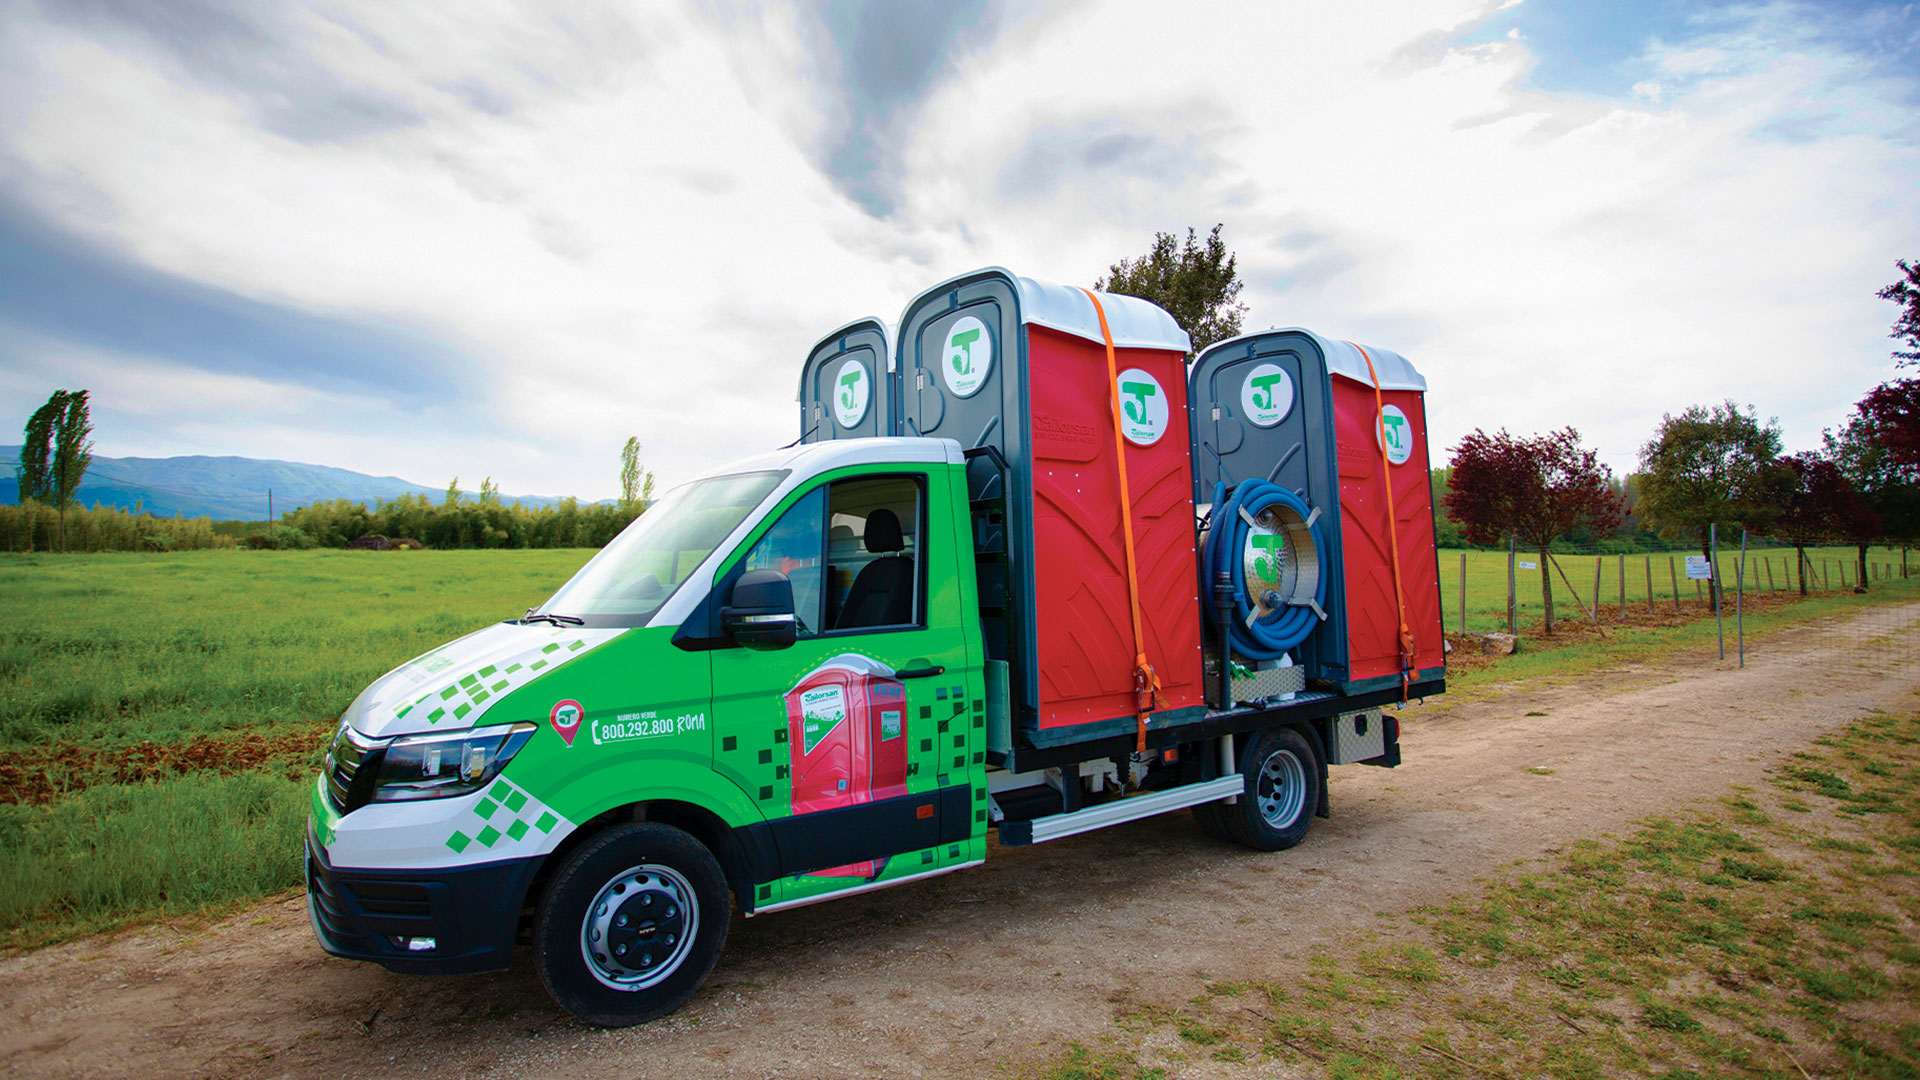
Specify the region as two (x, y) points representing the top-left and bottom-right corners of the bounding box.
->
(1202, 479), (1329, 660)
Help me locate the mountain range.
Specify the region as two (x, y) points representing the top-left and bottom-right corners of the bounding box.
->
(0, 446), (584, 520)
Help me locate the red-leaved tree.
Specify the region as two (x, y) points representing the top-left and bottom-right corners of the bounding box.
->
(1445, 428), (1625, 634)
(1777, 452), (1880, 595)
(1857, 379), (1920, 470)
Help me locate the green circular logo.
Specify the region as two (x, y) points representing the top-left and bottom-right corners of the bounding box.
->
(833, 359), (870, 428)
(1378, 404), (1413, 465)
(1240, 363), (1294, 428)
(942, 316), (991, 398)
(1116, 368), (1168, 446)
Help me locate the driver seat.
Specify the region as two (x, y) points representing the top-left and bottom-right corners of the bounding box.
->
(835, 509), (913, 629)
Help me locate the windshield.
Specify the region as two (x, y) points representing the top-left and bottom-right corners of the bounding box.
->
(533, 470), (785, 627)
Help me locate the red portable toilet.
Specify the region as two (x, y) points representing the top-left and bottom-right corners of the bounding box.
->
(1188, 331), (1444, 695)
(1327, 344), (1445, 690)
(892, 269), (1206, 751)
(784, 654), (906, 878)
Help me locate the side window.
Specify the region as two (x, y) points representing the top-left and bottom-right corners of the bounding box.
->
(825, 476), (922, 631)
(740, 488), (825, 636)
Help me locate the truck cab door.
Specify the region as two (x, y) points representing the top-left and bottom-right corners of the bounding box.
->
(706, 467), (985, 911)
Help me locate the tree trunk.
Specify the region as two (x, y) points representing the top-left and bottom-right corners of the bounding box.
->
(1795, 544), (1809, 597)
(1539, 547), (1555, 635)
(1856, 543), (1870, 593)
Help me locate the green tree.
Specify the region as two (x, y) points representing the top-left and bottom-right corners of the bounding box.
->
(478, 476), (500, 506)
(16, 391), (62, 504)
(1878, 257), (1920, 367)
(443, 477), (462, 507)
(1636, 401), (1789, 604)
(619, 436), (654, 511)
(50, 390), (93, 552)
(1095, 224), (1247, 354)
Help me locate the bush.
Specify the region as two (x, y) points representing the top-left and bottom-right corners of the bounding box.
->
(0, 501), (234, 553)
(280, 493), (641, 550)
(243, 525), (318, 550)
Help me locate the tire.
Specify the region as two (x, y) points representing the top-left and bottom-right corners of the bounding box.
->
(1216, 727), (1322, 852)
(533, 822), (730, 1027)
(1191, 800), (1234, 841)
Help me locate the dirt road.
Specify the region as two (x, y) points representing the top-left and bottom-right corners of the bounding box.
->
(5, 602), (1917, 1080)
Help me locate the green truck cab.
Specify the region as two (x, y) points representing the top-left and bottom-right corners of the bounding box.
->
(308, 273), (1446, 1027)
(310, 438), (993, 1024)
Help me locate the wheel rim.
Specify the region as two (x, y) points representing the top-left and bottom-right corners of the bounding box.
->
(579, 863), (699, 991)
(1256, 748), (1307, 829)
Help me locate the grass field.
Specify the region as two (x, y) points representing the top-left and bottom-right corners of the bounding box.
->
(0, 545), (1913, 951)
(0, 548), (593, 946)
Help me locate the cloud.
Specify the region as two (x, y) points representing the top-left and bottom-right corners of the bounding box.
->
(0, 0), (1915, 503)
(0, 196), (472, 403)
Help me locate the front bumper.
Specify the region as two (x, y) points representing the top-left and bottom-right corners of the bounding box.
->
(305, 822), (543, 975)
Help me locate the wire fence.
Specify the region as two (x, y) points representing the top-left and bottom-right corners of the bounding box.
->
(1441, 535), (1917, 663)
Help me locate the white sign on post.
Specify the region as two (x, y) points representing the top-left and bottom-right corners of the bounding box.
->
(1517, 560), (1538, 570)
(1684, 555), (1714, 580)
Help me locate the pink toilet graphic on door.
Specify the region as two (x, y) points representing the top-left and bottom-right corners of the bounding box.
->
(785, 654), (909, 880)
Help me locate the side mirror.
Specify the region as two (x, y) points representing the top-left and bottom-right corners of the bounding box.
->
(722, 569), (797, 650)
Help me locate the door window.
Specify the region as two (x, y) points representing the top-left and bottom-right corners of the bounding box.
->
(739, 488), (825, 636)
(736, 475), (923, 639)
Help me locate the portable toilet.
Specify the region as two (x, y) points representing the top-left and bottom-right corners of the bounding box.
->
(784, 653), (903, 878)
(893, 268), (1206, 748)
(799, 318), (893, 442)
(1189, 330), (1443, 694)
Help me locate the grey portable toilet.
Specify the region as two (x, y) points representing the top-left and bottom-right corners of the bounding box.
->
(799, 317), (893, 442)
(1188, 329), (1352, 687)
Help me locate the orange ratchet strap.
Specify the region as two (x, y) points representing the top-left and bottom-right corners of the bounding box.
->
(1080, 287), (1164, 753)
(1354, 342), (1418, 701)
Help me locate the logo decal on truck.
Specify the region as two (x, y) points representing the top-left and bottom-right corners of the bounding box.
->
(833, 358), (870, 428)
(942, 316), (991, 398)
(1241, 363), (1295, 428)
(799, 686), (847, 754)
(1116, 368), (1168, 446)
(550, 699), (584, 746)
(1377, 404), (1413, 466)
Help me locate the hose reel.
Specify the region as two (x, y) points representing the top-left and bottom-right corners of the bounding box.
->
(1202, 479), (1329, 661)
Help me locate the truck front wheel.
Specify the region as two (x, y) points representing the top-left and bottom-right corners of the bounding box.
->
(533, 822), (730, 1026)
(1214, 727), (1321, 852)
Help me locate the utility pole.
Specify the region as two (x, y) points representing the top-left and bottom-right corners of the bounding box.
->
(268, 488), (273, 522)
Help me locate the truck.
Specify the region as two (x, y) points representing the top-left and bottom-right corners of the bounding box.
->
(306, 267), (1447, 1027)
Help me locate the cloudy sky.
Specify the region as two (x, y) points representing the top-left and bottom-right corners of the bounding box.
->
(2, 0), (1916, 500)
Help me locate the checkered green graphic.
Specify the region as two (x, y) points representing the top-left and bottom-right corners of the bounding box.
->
(444, 776), (567, 855)
(394, 638), (591, 727)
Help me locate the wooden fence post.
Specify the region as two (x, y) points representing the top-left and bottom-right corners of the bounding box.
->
(1764, 556), (1774, 592)
(1593, 558), (1604, 623)
(1644, 556), (1654, 614)
(1618, 554), (1626, 618)
(1669, 556), (1681, 613)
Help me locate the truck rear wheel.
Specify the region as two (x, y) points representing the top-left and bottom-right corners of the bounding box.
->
(533, 822), (729, 1027)
(1215, 727), (1321, 852)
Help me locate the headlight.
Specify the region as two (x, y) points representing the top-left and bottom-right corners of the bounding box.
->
(369, 722), (538, 802)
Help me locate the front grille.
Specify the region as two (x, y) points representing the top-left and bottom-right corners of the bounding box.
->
(324, 724), (385, 812)
(349, 882), (432, 917)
